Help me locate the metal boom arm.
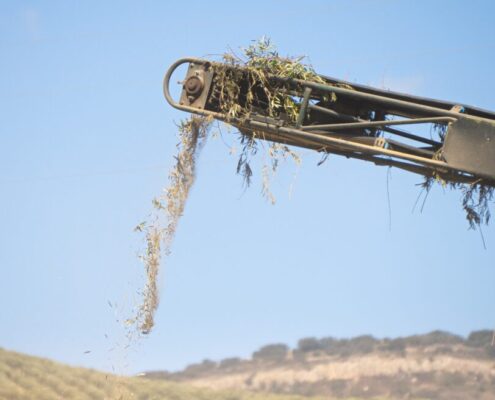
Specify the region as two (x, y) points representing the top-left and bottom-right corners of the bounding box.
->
(164, 58), (495, 186)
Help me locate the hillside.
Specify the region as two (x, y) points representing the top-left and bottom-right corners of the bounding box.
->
(0, 347), (322, 400)
(143, 330), (495, 400)
(2, 330), (493, 400)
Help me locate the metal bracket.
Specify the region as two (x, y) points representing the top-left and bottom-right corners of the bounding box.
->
(179, 62), (214, 110)
(443, 118), (495, 181)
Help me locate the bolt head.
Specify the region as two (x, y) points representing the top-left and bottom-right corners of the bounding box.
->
(184, 75), (204, 96)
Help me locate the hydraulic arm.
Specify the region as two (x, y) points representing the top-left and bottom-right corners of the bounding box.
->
(164, 58), (495, 186)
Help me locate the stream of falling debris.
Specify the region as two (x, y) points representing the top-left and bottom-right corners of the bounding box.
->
(135, 116), (210, 334)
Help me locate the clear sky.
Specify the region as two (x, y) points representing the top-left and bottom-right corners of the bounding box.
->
(1, 0), (494, 375)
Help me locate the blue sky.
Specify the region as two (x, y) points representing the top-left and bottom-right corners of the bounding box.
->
(1, 1), (494, 374)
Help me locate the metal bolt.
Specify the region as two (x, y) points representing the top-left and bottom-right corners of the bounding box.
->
(184, 75), (204, 97)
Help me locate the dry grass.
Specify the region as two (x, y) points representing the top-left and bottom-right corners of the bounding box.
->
(133, 117), (211, 335)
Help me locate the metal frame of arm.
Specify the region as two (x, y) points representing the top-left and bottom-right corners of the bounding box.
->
(164, 58), (495, 185)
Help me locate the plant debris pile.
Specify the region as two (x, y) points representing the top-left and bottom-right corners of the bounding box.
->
(134, 116), (211, 334)
(211, 38), (326, 123)
(208, 38), (328, 200)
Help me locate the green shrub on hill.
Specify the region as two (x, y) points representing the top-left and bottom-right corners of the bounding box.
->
(253, 344), (289, 362)
(467, 330), (492, 347)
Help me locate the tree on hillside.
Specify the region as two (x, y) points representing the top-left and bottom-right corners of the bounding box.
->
(252, 344), (288, 362)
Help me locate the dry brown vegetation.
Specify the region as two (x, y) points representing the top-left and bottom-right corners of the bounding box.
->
(133, 117), (211, 335)
(0, 347), (328, 400)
